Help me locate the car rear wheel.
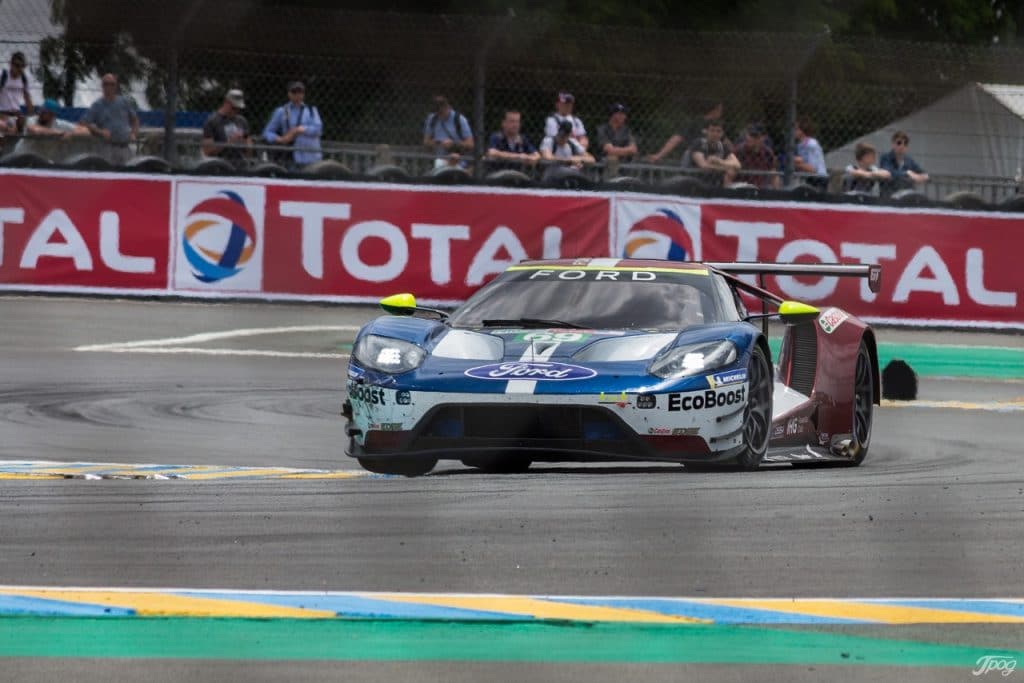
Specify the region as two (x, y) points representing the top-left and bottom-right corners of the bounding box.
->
(736, 344), (773, 470)
(461, 454), (532, 473)
(845, 341), (874, 466)
(357, 456), (437, 477)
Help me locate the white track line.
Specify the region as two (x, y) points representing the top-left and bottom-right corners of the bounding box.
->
(75, 325), (361, 352)
(82, 347), (349, 359)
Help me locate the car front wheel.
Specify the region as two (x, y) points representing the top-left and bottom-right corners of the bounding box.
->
(736, 344), (773, 471)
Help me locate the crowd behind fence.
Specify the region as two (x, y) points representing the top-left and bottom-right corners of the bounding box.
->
(3, 6), (1024, 204)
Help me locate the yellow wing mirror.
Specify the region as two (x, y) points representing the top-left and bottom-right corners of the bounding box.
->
(380, 293), (417, 316)
(778, 300), (820, 325)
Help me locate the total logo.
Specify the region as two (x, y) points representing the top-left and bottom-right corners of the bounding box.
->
(615, 200), (701, 262)
(174, 183), (265, 291)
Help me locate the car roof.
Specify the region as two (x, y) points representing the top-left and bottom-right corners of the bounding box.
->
(510, 258), (711, 273)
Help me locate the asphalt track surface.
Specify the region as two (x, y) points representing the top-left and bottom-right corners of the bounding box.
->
(2, 297), (1024, 681)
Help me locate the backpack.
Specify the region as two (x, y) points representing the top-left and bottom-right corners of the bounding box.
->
(427, 109), (467, 141)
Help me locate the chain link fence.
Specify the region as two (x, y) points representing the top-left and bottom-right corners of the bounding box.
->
(3, 3), (1024, 201)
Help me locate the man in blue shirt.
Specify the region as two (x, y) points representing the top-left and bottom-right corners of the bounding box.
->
(879, 130), (929, 190)
(262, 81), (323, 169)
(793, 118), (826, 178)
(423, 95), (473, 168)
(80, 73), (138, 165)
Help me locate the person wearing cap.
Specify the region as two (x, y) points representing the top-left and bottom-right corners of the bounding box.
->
(202, 89), (252, 168)
(544, 92), (588, 151)
(262, 81), (322, 169)
(80, 73), (138, 165)
(734, 124), (780, 189)
(15, 98), (81, 162)
(540, 118), (595, 174)
(595, 103), (637, 162)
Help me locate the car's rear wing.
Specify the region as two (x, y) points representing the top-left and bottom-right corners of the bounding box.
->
(706, 262), (882, 304)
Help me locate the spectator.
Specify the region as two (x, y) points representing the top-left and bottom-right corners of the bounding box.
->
(544, 92), (588, 151)
(793, 118), (827, 181)
(646, 101), (723, 164)
(423, 95), (473, 168)
(485, 109), (539, 170)
(0, 51), (34, 124)
(15, 98), (80, 161)
(202, 89), (251, 168)
(879, 131), (929, 189)
(595, 103), (638, 161)
(684, 119), (740, 186)
(80, 73), (139, 166)
(262, 81), (322, 169)
(842, 141), (891, 195)
(734, 124), (780, 188)
(540, 119), (595, 178)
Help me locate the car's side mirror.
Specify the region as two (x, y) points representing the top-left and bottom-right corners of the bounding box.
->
(778, 300), (820, 325)
(380, 293), (417, 316)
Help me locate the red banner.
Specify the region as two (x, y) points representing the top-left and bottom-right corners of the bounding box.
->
(2, 170), (1022, 328)
(0, 173), (170, 291)
(612, 197), (1024, 327)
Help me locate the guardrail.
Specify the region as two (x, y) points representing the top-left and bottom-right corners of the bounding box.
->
(3, 130), (1022, 209)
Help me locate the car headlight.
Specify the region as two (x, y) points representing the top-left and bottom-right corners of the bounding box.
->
(649, 340), (737, 379)
(353, 334), (426, 374)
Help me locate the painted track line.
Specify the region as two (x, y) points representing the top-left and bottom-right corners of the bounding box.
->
(74, 325), (361, 352)
(0, 460), (381, 481)
(882, 398), (1024, 412)
(0, 588), (1022, 624)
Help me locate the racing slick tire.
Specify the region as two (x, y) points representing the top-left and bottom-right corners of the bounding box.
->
(843, 340), (874, 466)
(357, 456), (437, 477)
(735, 344), (773, 470)
(460, 454), (532, 473)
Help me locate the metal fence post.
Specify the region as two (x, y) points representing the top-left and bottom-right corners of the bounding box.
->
(473, 48), (485, 179)
(784, 74), (796, 187)
(163, 43), (178, 165)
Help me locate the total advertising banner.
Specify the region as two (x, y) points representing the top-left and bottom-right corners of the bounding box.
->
(1, 169), (1022, 328)
(610, 196), (1023, 327)
(0, 172), (169, 291)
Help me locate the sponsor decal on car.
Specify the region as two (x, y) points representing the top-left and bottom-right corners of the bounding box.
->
(598, 391), (630, 407)
(707, 368), (748, 389)
(818, 307), (850, 334)
(672, 427), (700, 436)
(636, 394), (657, 409)
(464, 362), (597, 381)
(773, 424), (785, 438)
(786, 417), (800, 435)
(377, 422), (403, 432)
(348, 383), (387, 405)
(667, 387), (746, 411)
(648, 427), (672, 435)
(515, 331), (590, 343)
(396, 390), (412, 405)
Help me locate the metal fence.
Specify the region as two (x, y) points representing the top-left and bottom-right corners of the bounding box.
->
(3, 4), (1024, 201)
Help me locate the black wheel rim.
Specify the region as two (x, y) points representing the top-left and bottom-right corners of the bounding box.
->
(853, 347), (873, 447)
(743, 351), (772, 453)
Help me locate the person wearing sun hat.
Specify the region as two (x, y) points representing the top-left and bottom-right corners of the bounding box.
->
(15, 98), (81, 161)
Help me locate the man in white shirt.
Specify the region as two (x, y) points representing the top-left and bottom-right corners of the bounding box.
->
(0, 52), (34, 116)
(544, 92), (588, 151)
(540, 119), (595, 180)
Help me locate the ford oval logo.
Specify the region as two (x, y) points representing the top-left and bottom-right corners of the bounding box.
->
(464, 362), (597, 381)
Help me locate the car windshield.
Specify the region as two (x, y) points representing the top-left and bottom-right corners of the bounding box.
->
(449, 268), (732, 330)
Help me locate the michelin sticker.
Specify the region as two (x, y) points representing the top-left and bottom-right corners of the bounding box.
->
(818, 307), (850, 334)
(708, 369), (747, 388)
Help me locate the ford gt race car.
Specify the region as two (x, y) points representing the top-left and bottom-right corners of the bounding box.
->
(342, 259), (881, 476)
